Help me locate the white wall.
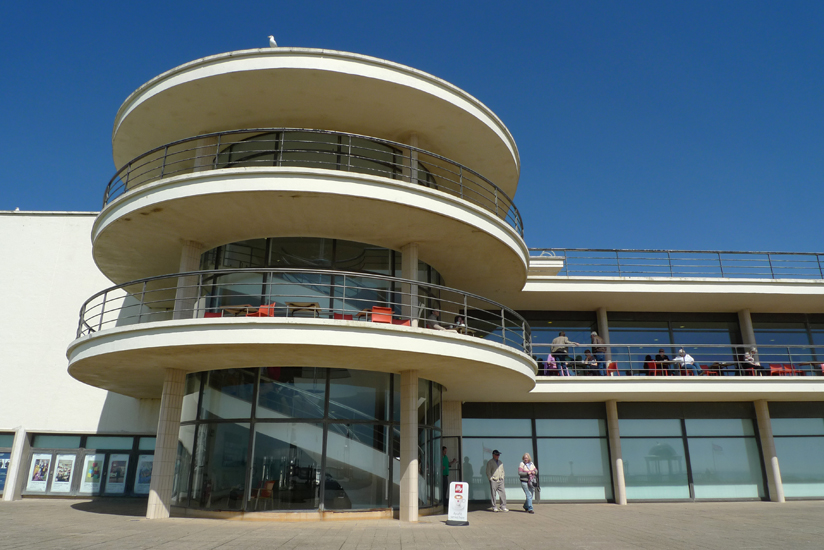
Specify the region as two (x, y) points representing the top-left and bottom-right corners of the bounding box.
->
(0, 212), (158, 435)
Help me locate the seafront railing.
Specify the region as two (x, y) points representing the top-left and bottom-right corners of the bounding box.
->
(531, 248), (824, 280)
(76, 268), (532, 355)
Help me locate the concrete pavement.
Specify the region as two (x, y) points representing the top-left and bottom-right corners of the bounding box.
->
(2, 499), (824, 549)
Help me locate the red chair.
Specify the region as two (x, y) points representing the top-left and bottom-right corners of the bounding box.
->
(203, 311), (223, 318)
(391, 319), (411, 326)
(607, 362), (619, 376)
(333, 313), (354, 321)
(701, 364), (719, 376)
(371, 306), (393, 324)
(769, 364), (786, 376)
(645, 361), (658, 376)
(246, 302), (278, 317)
(783, 364), (802, 376)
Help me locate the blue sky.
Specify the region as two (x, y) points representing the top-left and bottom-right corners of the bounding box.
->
(2, 1), (822, 252)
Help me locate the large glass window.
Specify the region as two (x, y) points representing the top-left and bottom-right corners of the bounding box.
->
(772, 417), (824, 498)
(620, 419), (690, 500)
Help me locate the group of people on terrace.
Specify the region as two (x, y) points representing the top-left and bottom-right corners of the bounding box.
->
(540, 331), (811, 376)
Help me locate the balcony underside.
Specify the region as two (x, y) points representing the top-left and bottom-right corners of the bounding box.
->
(66, 318), (537, 401)
(92, 168), (529, 296)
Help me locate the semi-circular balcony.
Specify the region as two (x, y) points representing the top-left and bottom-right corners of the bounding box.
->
(92, 129), (529, 295)
(112, 48), (520, 197)
(67, 268), (537, 402)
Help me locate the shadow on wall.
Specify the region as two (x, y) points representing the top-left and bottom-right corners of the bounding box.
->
(96, 392), (160, 433)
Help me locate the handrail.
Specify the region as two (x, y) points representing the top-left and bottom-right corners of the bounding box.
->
(103, 128), (523, 236)
(530, 248), (824, 280)
(76, 268), (532, 355)
(532, 342), (823, 377)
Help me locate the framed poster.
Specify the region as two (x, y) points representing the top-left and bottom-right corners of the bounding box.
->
(26, 453), (52, 492)
(50, 454), (77, 493)
(105, 454), (130, 494)
(133, 454), (154, 495)
(79, 454), (104, 494)
(0, 452), (10, 492)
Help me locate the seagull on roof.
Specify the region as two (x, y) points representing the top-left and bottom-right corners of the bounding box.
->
(268, 35), (278, 48)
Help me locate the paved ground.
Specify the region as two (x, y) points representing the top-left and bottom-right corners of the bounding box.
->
(2, 499), (824, 549)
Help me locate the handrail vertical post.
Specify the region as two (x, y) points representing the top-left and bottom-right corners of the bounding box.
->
(159, 145), (169, 178)
(818, 254), (824, 279)
(718, 252), (725, 277)
(459, 166), (464, 199)
(616, 250), (621, 277)
(342, 274), (346, 316)
(347, 135), (352, 171)
(213, 133), (222, 170)
(137, 282), (147, 323)
(196, 273), (203, 318)
(767, 253), (775, 279)
(97, 291), (108, 333)
(667, 251), (673, 277)
(501, 308), (506, 346)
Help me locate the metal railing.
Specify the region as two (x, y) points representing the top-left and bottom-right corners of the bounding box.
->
(77, 268), (532, 355)
(532, 343), (823, 376)
(103, 128), (523, 236)
(530, 249), (824, 280)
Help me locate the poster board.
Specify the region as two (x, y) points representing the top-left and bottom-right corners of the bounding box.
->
(79, 454), (104, 494)
(0, 452), (10, 493)
(105, 454), (130, 494)
(50, 454), (77, 493)
(133, 455), (153, 495)
(26, 453), (52, 492)
(446, 482), (470, 526)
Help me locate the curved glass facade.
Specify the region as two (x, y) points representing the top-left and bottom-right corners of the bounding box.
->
(171, 367), (443, 512)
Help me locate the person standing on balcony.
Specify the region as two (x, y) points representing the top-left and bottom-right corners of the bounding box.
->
(551, 331), (579, 372)
(591, 331), (607, 376)
(486, 450), (508, 512)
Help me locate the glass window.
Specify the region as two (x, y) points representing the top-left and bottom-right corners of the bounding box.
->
(774, 437), (824, 497)
(619, 419), (682, 437)
(172, 425), (195, 506)
(258, 367), (326, 419)
(189, 423), (250, 511)
(417, 379), (429, 426)
(138, 437), (156, 451)
(326, 424), (390, 510)
(461, 438), (533, 502)
(0, 434), (14, 447)
(32, 435), (81, 449)
(181, 372), (202, 422)
(199, 369), (256, 420)
(250, 423), (323, 511)
(86, 436), (134, 450)
(621, 437), (690, 499)
(535, 438), (612, 500)
(462, 419), (532, 437)
(685, 419), (755, 437)
(328, 370), (390, 422)
(536, 419), (606, 437)
(686, 437), (764, 499)
(771, 418), (824, 436)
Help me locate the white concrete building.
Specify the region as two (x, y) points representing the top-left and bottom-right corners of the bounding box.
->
(2, 47), (823, 520)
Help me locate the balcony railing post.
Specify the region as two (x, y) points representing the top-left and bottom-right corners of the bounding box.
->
(767, 253), (775, 279)
(78, 303), (86, 338)
(97, 291), (108, 333)
(346, 135), (352, 172)
(494, 187), (499, 216)
(818, 254), (824, 279)
(213, 133), (222, 170)
(137, 281), (147, 324)
(159, 145), (169, 178)
(616, 251), (622, 277)
(195, 273), (203, 318)
(501, 308), (507, 347)
(667, 251), (673, 277)
(458, 166), (464, 199)
(341, 273), (346, 316)
(718, 252), (725, 277)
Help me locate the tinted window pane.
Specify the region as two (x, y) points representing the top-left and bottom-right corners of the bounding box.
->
(181, 372), (201, 422)
(535, 438), (612, 500)
(685, 419), (755, 437)
(774, 437), (824, 497)
(189, 423), (250, 511)
(621, 438), (690, 499)
(462, 419), (532, 437)
(0, 434), (15, 447)
(326, 424), (390, 509)
(461, 438), (533, 502)
(328, 370), (390, 421)
(32, 435), (81, 449)
(172, 425), (195, 506)
(619, 419), (682, 437)
(687, 437), (764, 498)
(771, 418), (824, 436)
(86, 436), (134, 450)
(536, 419), (606, 437)
(139, 437), (156, 451)
(200, 369), (256, 420)
(257, 367), (326, 419)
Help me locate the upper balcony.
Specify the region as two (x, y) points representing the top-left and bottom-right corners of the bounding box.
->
(505, 249), (824, 313)
(67, 268), (536, 402)
(112, 48), (520, 197)
(92, 129), (528, 294)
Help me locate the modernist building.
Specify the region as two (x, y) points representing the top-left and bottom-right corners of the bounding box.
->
(2, 46), (823, 521)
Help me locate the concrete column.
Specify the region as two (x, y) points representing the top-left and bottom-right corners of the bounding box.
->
(193, 135), (219, 173)
(442, 401), (462, 482)
(401, 243), (419, 327)
(739, 309), (759, 361)
(606, 400), (627, 505)
(2, 427), (29, 501)
(596, 307), (611, 361)
(146, 368), (187, 519)
(173, 240), (204, 320)
(755, 400), (785, 503)
(399, 370), (419, 522)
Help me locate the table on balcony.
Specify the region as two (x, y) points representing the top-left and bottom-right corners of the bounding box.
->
(797, 362), (822, 376)
(286, 302), (321, 317)
(219, 304), (259, 316)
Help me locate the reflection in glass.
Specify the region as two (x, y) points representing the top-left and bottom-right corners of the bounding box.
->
(200, 369), (256, 420)
(535, 438), (612, 500)
(257, 367), (325, 419)
(462, 419), (532, 437)
(687, 437), (764, 498)
(771, 418), (824, 436)
(461, 438), (533, 502)
(774, 437), (824, 497)
(328, 370), (390, 421)
(190, 423), (250, 510)
(685, 418), (755, 437)
(172, 424), (195, 505)
(181, 372), (201, 422)
(250, 423), (323, 510)
(535, 419), (606, 437)
(325, 424), (390, 509)
(619, 419), (682, 437)
(621, 438), (690, 499)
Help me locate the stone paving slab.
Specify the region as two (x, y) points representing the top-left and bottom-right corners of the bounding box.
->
(2, 499), (824, 549)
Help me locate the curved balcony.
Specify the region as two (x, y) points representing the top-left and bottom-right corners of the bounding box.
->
(92, 130), (529, 294)
(68, 269), (536, 401)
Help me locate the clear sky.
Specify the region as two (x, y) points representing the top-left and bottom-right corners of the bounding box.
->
(2, 1), (822, 252)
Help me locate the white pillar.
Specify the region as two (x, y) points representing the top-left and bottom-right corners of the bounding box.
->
(755, 400), (785, 503)
(606, 400), (627, 505)
(173, 240), (204, 320)
(399, 370), (419, 522)
(596, 307), (611, 361)
(2, 427), (29, 501)
(146, 368), (187, 519)
(401, 243), (419, 327)
(739, 309), (759, 361)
